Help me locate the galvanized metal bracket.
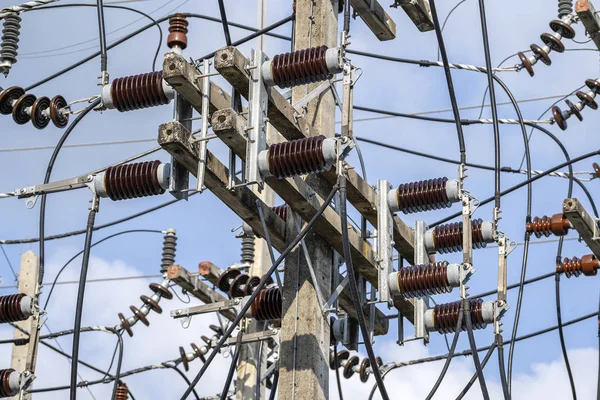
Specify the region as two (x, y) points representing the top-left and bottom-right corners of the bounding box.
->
(391, 0), (434, 32)
(377, 180), (394, 305)
(413, 220), (430, 344)
(170, 297), (244, 319)
(226, 328), (279, 346)
(245, 49), (269, 190)
(195, 58), (212, 192)
(15, 174), (94, 208)
(169, 92), (192, 200)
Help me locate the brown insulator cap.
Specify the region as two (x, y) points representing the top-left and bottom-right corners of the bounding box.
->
(168, 13), (189, 50)
(557, 254), (600, 278)
(526, 214), (571, 238)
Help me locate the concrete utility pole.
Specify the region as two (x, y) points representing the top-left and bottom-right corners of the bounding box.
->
(278, 1), (338, 399)
(10, 250), (39, 400)
(236, 2), (272, 398)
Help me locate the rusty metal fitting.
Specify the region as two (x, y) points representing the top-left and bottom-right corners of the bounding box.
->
(526, 214), (571, 238)
(557, 254), (600, 278)
(167, 13), (188, 50)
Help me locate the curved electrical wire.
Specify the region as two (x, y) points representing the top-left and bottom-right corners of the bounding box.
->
(96, 0), (108, 75)
(168, 366), (201, 400)
(109, 329), (124, 400)
(333, 345), (344, 400)
(437, 0), (468, 61)
(219, 345), (240, 400)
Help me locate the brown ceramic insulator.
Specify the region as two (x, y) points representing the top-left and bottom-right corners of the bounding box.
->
(432, 299), (486, 334)
(272, 205), (288, 222)
(129, 305), (149, 326)
(566, 99), (583, 121)
(343, 356), (359, 379)
(270, 45), (330, 88)
(201, 335), (212, 346)
(541, 33), (565, 53)
(209, 324), (223, 336)
(593, 162), (600, 178)
(149, 283), (172, 300)
(191, 343), (206, 363)
(31, 96), (51, 129)
(104, 160), (165, 201)
(557, 255), (600, 278)
(0, 86), (24, 115)
(140, 295), (162, 314)
(432, 219), (487, 254)
(395, 177), (451, 214)
(115, 382), (129, 400)
(118, 313), (133, 337)
(552, 105), (568, 131)
(526, 214), (571, 238)
(268, 135), (328, 179)
(251, 287), (282, 321)
(395, 262), (451, 298)
(0, 293), (29, 323)
(530, 44), (551, 66)
(49, 95), (69, 128)
(111, 71), (169, 112)
(179, 346), (190, 371)
(549, 19), (576, 39)
(585, 79), (600, 93)
(229, 273), (249, 298)
(0, 369), (17, 397)
(245, 276), (261, 296)
(576, 91), (598, 110)
(11, 93), (35, 125)
(359, 358), (371, 383)
(217, 268), (241, 292)
(330, 349), (349, 370)
(167, 13), (188, 50)
(517, 52), (534, 77)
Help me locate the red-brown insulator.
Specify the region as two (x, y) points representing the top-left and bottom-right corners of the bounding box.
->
(429, 219), (494, 254)
(557, 255), (600, 278)
(526, 214), (571, 238)
(269, 46), (330, 88)
(0, 293), (33, 324)
(389, 177), (460, 214)
(217, 268), (241, 293)
(109, 71), (171, 112)
(115, 382), (129, 400)
(251, 287), (282, 321)
(427, 299), (493, 334)
(393, 262), (456, 298)
(266, 135), (331, 179)
(167, 13), (188, 50)
(102, 160), (166, 201)
(0, 369), (19, 397)
(272, 205), (287, 222)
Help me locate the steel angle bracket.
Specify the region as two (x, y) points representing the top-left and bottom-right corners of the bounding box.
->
(195, 58), (212, 192)
(226, 328), (279, 346)
(170, 298), (244, 319)
(245, 49), (269, 191)
(377, 180), (394, 305)
(391, 0), (434, 32)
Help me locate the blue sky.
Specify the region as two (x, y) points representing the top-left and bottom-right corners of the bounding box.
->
(0, 0), (598, 398)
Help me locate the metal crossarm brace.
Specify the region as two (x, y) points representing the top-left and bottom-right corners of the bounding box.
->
(377, 180), (394, 305)
(171, 298), (243, 319)
(563, 198), (600, 258)
(246, 49), (269, 189)
(391, 0), (434, 32)
(350, 0), (397, 41)
(576, 0), (600, 51)
(226, 329), (279, 346)
(195, 58), (211, 192)
(413, 220), (430, 343)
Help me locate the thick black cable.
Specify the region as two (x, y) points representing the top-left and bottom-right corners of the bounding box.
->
(425, 302), (464, 400)
(96, 0), (108, 74)
(437, 0), (468, 61)
(101, 338), (120, 381)
(219, 345), (240, 400)
(216, 0), (232, 46)
(39, 98), (101, 289)
(463, 300), (490, 399)
(497, 334), (510, 400)
(427, 0), (466, 164)
(110, 330), (124, 400)
(44, 229), (162, 310)
(169, 366), (201, 400)
(268, 370), (279, 400)
(556, 272), (577, 399)
(339, 175), (389, 400)
(32, 3), (163, 72)
(179, 184), (339, 399)
(455, 343), (496, 400)
(70, 201), (99, 400)
(333, 345), (344, 400)
(343, 0), (351, 33)
(597, 295), (600, 400)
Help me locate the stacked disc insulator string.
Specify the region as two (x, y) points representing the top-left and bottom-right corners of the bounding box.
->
(178, 324), (225, 372)
(517, 16), (576, 77)
(329, 350), (384, 383)
(0, 86), (68, 129)
(551, 79), (600, 130)
(217, 268), (273, 298)
(117, 279), (173, 337)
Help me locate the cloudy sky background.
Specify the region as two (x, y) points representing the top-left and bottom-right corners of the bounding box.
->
(0, 0), (598, 398)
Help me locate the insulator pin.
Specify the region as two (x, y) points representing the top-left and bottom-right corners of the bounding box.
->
(557, 255), (599, 278)
(425, 219), (495, 254)
(93, 161), (170, 201)
(526, 214), (571, 238)
(261, 46), (343, 88)
(388, 177), (460, 214)
(0, 294), (33, 324)
(388, 262), (461, 298)
(0, 369), (20, 397)
(101, 71), (175, 112)
(258, 136), (337, 179)
(424, 299), (494, 334)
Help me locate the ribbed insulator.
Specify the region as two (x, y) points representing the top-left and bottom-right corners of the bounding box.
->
(251, 287), (282, 321)
(160, 229), (177, 273)
(111, 71), (169, 112)
(396, 177), (451, 214)
(268, 135), (328, 179)
(0, 369), (17, 397)
(0, 294), (29, 323)
(272, 205), (287, 222)
(241, 234), (255, 265)
(115, 382), (128, 400)
(557, 255), (600, 278)
(558, 0), (573, 19)
(433, 219), (487, 254)
(104, 160), (165, 201)
(0, 14), (21, 76)
(271, 46), (330, 88)
(167, 13), (188, 50)
(395, 262), (451, 298)
(432, 299), (485, 334)
(526, 214), (570, 238)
